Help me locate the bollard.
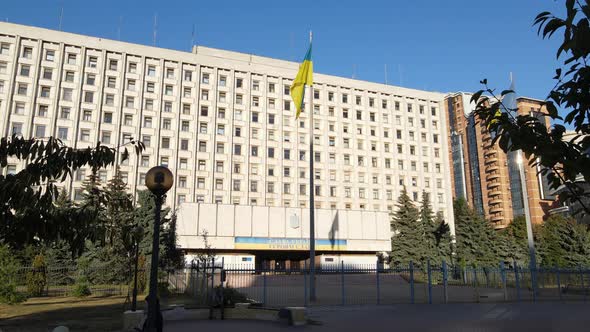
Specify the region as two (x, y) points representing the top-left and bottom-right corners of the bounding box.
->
(442, 261), (448, 304)
(514, 261), (521, 302)
(500, 262), (507, 301)
(376, 260), (381, 305)
(409, 261), (415, 304)
(341, 261), (345, 305)
(427, 260), (432, 304)
(555, 265), (562, 301)
(263, 270), (267, 305)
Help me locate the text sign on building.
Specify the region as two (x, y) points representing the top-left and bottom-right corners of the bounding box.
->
(234, 237), (347, 251)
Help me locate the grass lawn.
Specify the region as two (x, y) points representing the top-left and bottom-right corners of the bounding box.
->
(0, 293), (203, 332)
(0, 295), (136, 332)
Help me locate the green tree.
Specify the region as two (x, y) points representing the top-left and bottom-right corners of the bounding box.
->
(0, 244), (26, 304)
(26, 254), (47, 297)
(134, 190), (181, 268)
(472, 1), (590, 214)
(0, 136), (143, 249)
(389, 187), (425, 266)
(537, 214), (590, 268)
(103, 167), (134, 249)
(431, 211), (453, 265)
(454, 198), (499, 267)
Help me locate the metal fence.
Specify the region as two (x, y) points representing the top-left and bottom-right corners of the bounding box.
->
(12, 265), (139, 298)
(11, 261), (590, 308)
(221, 261), (590, 307)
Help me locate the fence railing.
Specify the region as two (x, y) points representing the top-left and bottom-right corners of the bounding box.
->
(221, 261), (590, 307)
(11, 261), (590, 308)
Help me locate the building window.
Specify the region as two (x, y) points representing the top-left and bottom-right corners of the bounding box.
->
(84, 91), (94, 103)
(67, 53), (77, 65)
(83, 110), (92, 121)
(62, 71), (74, 83)
(38, 105), (48, 117)
(17, 83), (28, 95)
(87, 56), (97, 68)
(42, 67), (53, 80)
(146, 65), (155, 76)
(58, 127), (68, 140)
(80, 129), (91, 142)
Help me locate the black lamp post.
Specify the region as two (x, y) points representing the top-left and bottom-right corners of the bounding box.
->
(144, 166), (173, 332)
(131, 224), (143, 312)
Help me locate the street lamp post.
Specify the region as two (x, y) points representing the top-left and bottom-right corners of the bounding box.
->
(516, 151), (537, 294)
(131, 225), (143, 312)
(144, 166), (173, 332)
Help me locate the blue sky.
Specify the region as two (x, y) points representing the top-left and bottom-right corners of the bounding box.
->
(2, 0), (564, 99)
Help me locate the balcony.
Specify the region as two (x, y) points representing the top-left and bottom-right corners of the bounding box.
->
(484, 156), (499, 165)
(487, 181), (501, 189)
(489, 198), (503, 205)
(486, 164), (500, 172)
(486, 173), (500, 181)
(487, 190), (501, 198)
(490, 206), (504, 214)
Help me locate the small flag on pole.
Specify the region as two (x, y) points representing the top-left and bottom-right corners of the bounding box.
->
(290, 42), (313, 118)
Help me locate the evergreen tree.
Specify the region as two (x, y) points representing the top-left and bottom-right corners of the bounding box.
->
(431, 211), (453, 265)
(537, 214), (590, 268)
(160, 212), (185, 268)
(79, 171), (106, 245)
(103, 167), (134, 248)
(134, 190), (180, 269)
(453, 198), (498, 267)
(389, 187), (425, 266)
(52, 190), (86, 258)
(500, 216), (530, 266)
(418, 191), (437, 263)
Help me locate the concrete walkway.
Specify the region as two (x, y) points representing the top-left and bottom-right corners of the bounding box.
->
(166, 303), (590, 331)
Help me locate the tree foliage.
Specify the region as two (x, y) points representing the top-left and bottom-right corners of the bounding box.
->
(26, 254), (47, 297)
(537, 214), (590, 268)
(134, 190), (183, 269)
(0, 135), (143, 249)
(390, 188), (424, 266)
(453, 199), (500, 267)
(471, 0), (590, 214)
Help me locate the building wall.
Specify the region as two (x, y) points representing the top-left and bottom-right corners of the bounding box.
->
(0, 22), (455, 231)
(444, 93), (555, 228)
(176, 203), (391, 253)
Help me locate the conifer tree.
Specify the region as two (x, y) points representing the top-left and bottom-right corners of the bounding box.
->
(453, 198), (498, 267)
(390, 187), (424, 266)
(103, 167), (134, 248)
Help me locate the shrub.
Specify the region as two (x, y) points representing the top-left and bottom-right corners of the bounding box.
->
(73, 277), (92, 297)
(216, 286), (249, 306)
(0, 245), (26, 304)
(26, 254), (47, 297)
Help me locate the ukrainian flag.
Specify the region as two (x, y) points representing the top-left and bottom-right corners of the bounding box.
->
(290, 44), (313, 118)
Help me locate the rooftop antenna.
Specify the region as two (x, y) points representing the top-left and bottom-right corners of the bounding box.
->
(191, 23), (195, 50)
(289, 32), (295, 61)
(58, 6), (64, 31)
(384, 64), (388, 85)
(352, 64), (356, 79)
(153, 13), (157, 46)
(398, 64), (403, 86)
(117, 16), (122, 40)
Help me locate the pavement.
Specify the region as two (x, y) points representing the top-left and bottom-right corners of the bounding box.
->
(165, 303), (590, 332)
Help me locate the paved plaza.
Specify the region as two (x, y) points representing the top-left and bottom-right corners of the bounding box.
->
(167, 303), (590, 331)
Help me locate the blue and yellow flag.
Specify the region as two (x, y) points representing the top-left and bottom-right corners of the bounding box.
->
(290, 44), (313, 118)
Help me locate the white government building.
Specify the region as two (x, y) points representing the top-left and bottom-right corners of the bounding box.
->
(0, 22), (454, 268)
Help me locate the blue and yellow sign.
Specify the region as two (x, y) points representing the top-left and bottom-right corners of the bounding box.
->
(234, 237), (346, 251)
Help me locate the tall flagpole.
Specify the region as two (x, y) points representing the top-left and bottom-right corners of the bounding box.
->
(308, 30), (316, 302)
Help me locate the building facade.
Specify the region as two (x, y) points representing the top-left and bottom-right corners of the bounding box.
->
(0, 23), (456, 253)
(445, 92), (555, 228)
